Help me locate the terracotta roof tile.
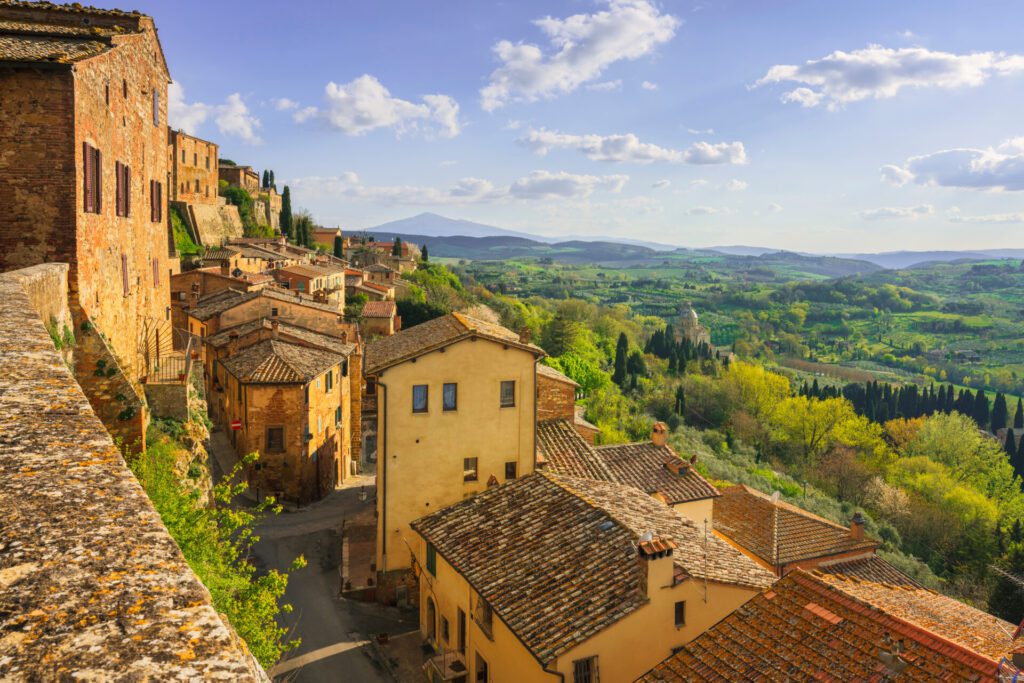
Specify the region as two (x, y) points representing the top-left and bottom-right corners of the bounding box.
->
(206, 318), (355, 356)
(639, 569), (1012, 682)
(818, 555), (923, 589)
(220, 339), (342, 384)
(595, 442), (720, 505)
(536, 419), (612, 480)
(714, 485), (878, 566)
(413, 473), (774, 667)
(537, 363), (579, 387)
(361, 300), (396, 318)
(364, 312), (542, 374)
(188, 286), (342, 321)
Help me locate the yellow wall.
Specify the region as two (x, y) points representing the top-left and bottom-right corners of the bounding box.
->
(414, 535), (760, 683)
(376, 338), (538, 572)
(672, 498), (714, 528)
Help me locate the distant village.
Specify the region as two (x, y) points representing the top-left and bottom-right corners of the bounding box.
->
(1, 2), (1023, 683)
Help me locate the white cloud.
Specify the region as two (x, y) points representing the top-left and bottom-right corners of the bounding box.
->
(510, 170), (628, 199)
(480, 0), (679, 111)
(858, 204), (934, 221)
(273, 97), (299, 111)
(518, 128), (747, 165)
(641, 80), (659, 90)
(438, 160), (458, 168)
(767, 202), (783, 213)
(288, 169), (627, 205)
(168, 83), (262, 144)
(297, 75), (461, 138)
(948, 208), (1024, 223)
(726, 179), (748, 191)
(687, 206), (726, 215)
(586, 79), (623, 92)
(652, 179), (671, 189)
(686, 127), (714, 135)
(883, 137), (1024, 191)
(757, 45), (1024, 110)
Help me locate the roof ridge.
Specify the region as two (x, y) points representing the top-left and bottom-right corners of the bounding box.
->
(542, 473), (642, 545)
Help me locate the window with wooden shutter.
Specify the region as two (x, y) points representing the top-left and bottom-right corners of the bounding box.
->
(83, 142), (94, 213)
(152, 88), (159, 126)
(94, 148), (101, 212)
(152, 257), (159, 286)
(149, 180), (155, 222)
(121, 253), (129, 296)
(123, 165), (130, 217)
(115, 161), (123, 217)
(156, 181), (162, 222)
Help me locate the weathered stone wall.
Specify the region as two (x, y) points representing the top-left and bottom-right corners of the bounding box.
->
(185, 200), (244, 246)
(0, 264), (264, 681)
(537, 372), (577, 422)
(145, 382), (190, 421)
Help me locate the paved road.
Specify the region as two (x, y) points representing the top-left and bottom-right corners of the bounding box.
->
(252, 485), (416, 683)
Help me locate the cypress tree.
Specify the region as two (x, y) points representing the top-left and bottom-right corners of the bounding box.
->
(262, 169), (269, 188)
(612, 333), (628, 386)
(973, 389), (990, 430)
(268, 170), (275, 189)
(421, 244), (429, 262)
(392, 237), (403, 257)
(279, 186), (293, 241)
(1016, 398), (1024, 429)
(333, 234), (343, 258)
(1005, 429), (1017, 457)
(674, 386), (686, 416)
(993, 392), (1009, 433)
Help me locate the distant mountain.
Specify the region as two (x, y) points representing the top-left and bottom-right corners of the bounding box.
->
(707, 245), (782, 257)
(833, 250), (1024, 269)
(363, 212), (680, 251)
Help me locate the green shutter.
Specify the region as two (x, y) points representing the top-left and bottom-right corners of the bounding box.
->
(426, 543), (436, 576)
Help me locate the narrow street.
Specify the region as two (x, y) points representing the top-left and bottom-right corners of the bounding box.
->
(208, 428), (416, 682)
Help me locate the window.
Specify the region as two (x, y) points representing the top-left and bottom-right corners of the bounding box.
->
(441, 616), (450, 643)
(304, 385), (309, 404)
(342, 359), (349, 377)
(105, 81), (110, 105)
(237, 382), (242, 401)
(151, 257), (159, 286)
(366, 378), (376, 394)
(193, 152), (198, 166)
(463, 457), (478, 483)
(149, 180), (162, 223)
(181, 149), (186, 163)
(505, 462), (517, 480)
(122, 78), (127, 98)
(325, 369), (334, 392)
(114, 161), (130, 217)
(152, 88), (159, 126)
(317, 415), (323, 434)
(426, 542), (436, 576)
(474, 596), (492, 637)
(82, 143), (102, 214)
(500, 380), (515, 407)
(573, 657), (598, 683)
(206, 156), (210, 170)
(457, 609), (466, 654)
(120, 253), (129, 297)
(412, 385), (428, 413)
(194, 179), (200, 193)
(266, 427), (284, 452)
(442, 383), (457, 411)
(271, 307), (279, 317)
(475, 653), (489, 683)
(674, 601), (686, 628)
(335, 406), (342, 426)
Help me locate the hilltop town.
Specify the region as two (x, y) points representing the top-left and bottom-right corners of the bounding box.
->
(2, 2), (1024, 683)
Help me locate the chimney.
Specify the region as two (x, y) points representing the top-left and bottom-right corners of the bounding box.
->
(637, 531), (676, 599)
(651, 422), (668, 447)
(518, 327), (532, 344)
(270, 319), (279, 340)
(227, 330), (239, 357)
(850, 512), (865, 541)
(220, 261), (230, 276)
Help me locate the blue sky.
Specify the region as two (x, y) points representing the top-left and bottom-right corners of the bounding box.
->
(139, 0), (1024, 251)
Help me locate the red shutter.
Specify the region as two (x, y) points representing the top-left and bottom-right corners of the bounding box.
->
(94, 148), (102, 212)
(158, 181), (162, 222)
(83, 143), (93, 213)
(115, 161), (123, 217)
(124, 165), (130, 217)
(121, 253), (129, 296)
(152, 256), (159, 286)
(149, 180), (154, 222)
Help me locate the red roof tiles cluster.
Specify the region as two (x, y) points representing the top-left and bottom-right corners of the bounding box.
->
(638, 569), (1014, 682)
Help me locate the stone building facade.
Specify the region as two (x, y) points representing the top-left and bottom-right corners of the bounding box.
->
(0, 3), (173, 391)
(219, 162), (260, 195)
(168, 128), (218, 204)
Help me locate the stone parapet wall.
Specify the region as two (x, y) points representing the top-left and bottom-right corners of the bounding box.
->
(0, 264), (265, 681)
(177, 200), (243, 247)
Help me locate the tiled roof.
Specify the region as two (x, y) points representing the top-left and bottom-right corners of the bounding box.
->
(359, 281), (391, 293)
(537, 363), (579, 387)
(366, 263), (397, 273)
(361, 300), (396, 318)
(714, 485), (878, 566)
(818, 555), (923, 589)
(188, 286), (342, 321)
(536, 419), (612, 480)
(220, 339), (342, 384)
(412, 473), (775, 666)
(201, 246), (241, 261)
(364, 312), (542, 374)
(277, 264), (332, 279)
(0, 3), (145, 64)
(594, 442), (720, 506)
(206, 318), (355, 356)
(639, 569), (1012, 682)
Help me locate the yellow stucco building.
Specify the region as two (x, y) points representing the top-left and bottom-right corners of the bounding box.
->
(363, 313), (544, 580)
(411, 473), (776, 683)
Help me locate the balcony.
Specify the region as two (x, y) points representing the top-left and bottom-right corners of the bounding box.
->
(423, 649), (467, 682)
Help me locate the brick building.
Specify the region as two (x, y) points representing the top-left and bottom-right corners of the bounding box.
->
(168, 128), (218, 204)
(0, 2), (173, 387)
(219, 162), (260, 195)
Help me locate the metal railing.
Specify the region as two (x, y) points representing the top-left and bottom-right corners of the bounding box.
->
(147, 331), (195, 385)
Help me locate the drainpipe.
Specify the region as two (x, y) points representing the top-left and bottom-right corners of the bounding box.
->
(533, 356), (541, 474)
(377, 378), (388, 571)
(542, 663), (566, 683)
